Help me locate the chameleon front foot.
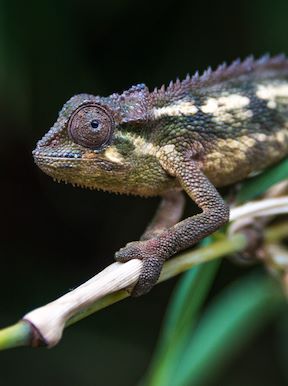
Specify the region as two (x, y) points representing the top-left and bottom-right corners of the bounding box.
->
(115, 239), (165, 296)
(132, 257), (164, 297)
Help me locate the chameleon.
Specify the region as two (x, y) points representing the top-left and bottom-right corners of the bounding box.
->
(33, 54), (288, 296)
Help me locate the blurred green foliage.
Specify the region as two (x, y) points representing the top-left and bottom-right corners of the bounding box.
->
(148, 272), (285, 386)
(146, 258), (220, 385)
(236, 158), (288, 202)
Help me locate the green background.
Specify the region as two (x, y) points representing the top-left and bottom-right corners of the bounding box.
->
(0, 0), (288, 385)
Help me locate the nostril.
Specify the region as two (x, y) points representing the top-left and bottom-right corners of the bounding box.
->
(50, 139), (62, 147)
(36, 127), (63, 148)
(38, 138), (60, 148)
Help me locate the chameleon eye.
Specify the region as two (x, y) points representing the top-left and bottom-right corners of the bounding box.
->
(90, 119), (100, 129)
(68, 103), (114, 151)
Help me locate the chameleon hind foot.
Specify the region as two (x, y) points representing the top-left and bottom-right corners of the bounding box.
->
(229, 221), (266, 265)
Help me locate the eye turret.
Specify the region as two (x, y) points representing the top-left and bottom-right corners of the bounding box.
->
(68, 103), (114, 151)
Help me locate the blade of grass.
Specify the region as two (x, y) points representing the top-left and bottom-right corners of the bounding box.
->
(158, 238), (217, 346)
(173, 273), (285, 386)
(145, 239), (220, 386)
(236, 157), (288, 203)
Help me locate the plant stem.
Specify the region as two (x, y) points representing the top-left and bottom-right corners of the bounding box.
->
(0, 221), (287, 351)
(66, 233), (247, 326)
(0, 321), (32, 351)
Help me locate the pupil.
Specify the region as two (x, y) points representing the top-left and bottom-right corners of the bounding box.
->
(91, 119), (99, 129)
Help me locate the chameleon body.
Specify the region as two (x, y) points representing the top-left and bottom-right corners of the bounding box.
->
(33, 55), (288, 296)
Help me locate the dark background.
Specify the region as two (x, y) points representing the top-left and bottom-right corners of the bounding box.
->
(1, 0), (288, 385)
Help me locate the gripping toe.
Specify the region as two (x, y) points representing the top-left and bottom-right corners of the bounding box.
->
(115, 239), (165, 296)
(131, 257), (164, 297)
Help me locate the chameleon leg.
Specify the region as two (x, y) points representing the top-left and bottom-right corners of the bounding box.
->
(135, 191), (185, 296)
(140, 191), (185, 240)
(115, 191), (185, 296)
(116, 154), (229, 297)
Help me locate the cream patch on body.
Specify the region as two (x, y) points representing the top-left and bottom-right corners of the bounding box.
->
(153, 101), (198, 118)
(153, 94), (251, 120)
(204, 127), (288, 184)
(256, 84), (288, 99)
(256, 83), (288, 108)
(200, 94), (250, 114)
(127, 134), (159, 157)
(104, 147), (125, 164)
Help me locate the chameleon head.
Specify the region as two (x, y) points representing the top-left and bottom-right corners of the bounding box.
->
(33, 87), (176, 195)
(33, 93), (133, 191)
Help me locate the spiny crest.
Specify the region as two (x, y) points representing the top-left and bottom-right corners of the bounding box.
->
(113, 83), (150, 123)
(64, 84), (151, 124)
(152, 54), (288, 99)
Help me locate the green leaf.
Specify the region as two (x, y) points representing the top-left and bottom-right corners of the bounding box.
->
(145, 244), (220, 386)
(236, 157), (288, 203)
(173, 273), (284, 386)
(160, 252), (219, 347)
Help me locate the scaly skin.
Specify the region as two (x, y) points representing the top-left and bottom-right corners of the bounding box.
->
(33, 55), (288, 296)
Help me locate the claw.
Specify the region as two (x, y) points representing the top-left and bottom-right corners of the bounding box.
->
(115, 238), (165, 296)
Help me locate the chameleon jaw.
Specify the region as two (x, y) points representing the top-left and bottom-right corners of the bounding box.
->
(33, 152), (132, 192)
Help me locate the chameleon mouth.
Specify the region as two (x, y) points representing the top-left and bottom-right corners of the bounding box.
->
(33, 153), (78, 167)
(33, 155), (78, 180)
(32, 156), (97, 188)
(33, 150), (128, 184)
(33, 155), (129, 192)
